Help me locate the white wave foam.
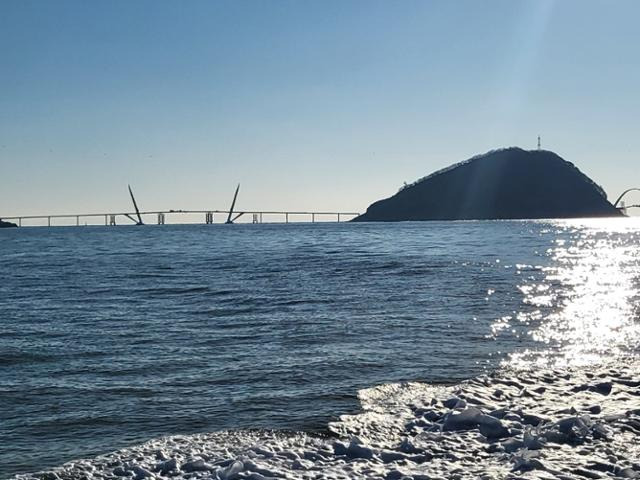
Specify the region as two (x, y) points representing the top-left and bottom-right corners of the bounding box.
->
(13, 359), (640, 480)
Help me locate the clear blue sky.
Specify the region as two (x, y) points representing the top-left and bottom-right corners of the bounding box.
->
(1, 0), (639, 218)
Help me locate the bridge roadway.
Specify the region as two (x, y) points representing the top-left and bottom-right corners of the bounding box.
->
(1, 209), (361, 227)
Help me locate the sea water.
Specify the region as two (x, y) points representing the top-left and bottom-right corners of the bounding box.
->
(1, 220), (639, 479)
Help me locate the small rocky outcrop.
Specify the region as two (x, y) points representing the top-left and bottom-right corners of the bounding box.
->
(0, 218), (18, 228)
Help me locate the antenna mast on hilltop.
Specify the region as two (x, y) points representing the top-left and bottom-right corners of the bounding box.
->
(537, 135), (541, 151)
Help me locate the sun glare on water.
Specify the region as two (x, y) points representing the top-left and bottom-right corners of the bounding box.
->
(505, 217), (640, 368)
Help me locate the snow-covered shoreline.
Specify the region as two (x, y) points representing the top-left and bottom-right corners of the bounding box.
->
(12, 358), (640, 480)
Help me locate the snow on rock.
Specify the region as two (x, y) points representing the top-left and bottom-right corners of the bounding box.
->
(11, 358), (640, 480)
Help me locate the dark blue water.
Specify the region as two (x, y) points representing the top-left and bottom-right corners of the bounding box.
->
(2, 220), (639, 478)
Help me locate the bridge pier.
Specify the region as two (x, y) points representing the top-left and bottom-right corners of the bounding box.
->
(109, 215), (116, 226)
(19, 218), (22, 227)
(285, 213), (289, 223)
(337, 213), (340, 222)
(205, 212), (213, 224)
(157, 213), (165, 225)
(76, 216), (80, 226)
(48, 217), (51, 227)
(312, 213), (315, 223)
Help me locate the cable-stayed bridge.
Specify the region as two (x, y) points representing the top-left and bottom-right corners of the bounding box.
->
(1, 184), (360, 227)
(1, 209), (360, 227)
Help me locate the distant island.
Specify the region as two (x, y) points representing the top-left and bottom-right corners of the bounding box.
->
(0, 219), (18, 228)
(353, 147), (622, 222)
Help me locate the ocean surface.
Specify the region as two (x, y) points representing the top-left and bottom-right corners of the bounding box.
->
(1, 220), (639, 479)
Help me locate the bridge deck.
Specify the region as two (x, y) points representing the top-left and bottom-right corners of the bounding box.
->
(1, 209), (361, 226)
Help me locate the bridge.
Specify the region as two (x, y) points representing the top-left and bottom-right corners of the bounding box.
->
(0, 184), (361, 227)
(1, 209), (360, 227)
(614, 188), (640, 214)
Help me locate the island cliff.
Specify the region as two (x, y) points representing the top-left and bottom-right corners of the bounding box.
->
(353, 148), (621, 222)
(0, 219), (18, 228)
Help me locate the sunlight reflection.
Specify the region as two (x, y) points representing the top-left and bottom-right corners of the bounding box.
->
(505, 218), (640, 368)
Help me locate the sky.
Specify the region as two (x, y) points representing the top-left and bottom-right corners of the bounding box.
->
(1, 0), (639, 220)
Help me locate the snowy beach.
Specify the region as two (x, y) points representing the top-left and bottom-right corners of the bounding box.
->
(12, 358), (640, 480)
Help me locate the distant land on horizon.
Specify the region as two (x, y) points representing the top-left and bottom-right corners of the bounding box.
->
(0, 219), (17, 228)
(353, 148), (623, 222)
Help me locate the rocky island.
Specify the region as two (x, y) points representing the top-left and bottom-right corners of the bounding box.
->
(0, 218), (18, 228)
(353, 148), (622, 221)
